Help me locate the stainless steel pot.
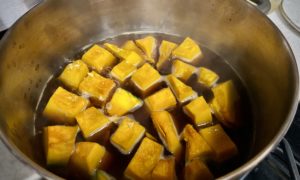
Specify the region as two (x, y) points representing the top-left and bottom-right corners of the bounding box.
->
(0, 0), (298, 179)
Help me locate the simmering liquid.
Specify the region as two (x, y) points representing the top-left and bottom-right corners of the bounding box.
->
(34, 33), (254, 179)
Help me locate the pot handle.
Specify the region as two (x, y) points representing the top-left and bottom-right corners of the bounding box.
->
(245, 0), (271, 13)
(282, 138), (300, 180)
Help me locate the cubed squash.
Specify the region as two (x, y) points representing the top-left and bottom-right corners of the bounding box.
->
(171, 59), (196, 81)
(58, 60), (89, 90)
(75, 107), (111, 139)
(131, 63), (162, 96)
(182, 124), (214, 162)
(135, 36), (157, 63)
(184, 159), (213, 180)
(78, 71), (116, 106)
(151, 157), (176, 180)
(156, 40), (178, 70)
(43, 125), (78, 166)
(198, 67), (219, 87)
(151, 111), (182, 159)
(144, 87), (177, 112)
(43, 87), (89, 124)
(166, 75), (197, 104)
(104, 43), (143, 66)
(124, 137), (164, 179)
(183, 96), (212, 126)
(82, 45), (117, 73)
(111, 61), (137, 83)
(70, 142), (106, 176)
(96, 170), (116, 180)
(199, 124), (238, 163)
(123, 51), (144, 67)
(210, 80), (240, 128)
(106, 88), (143, 116)
(172, 37), (202, 63)
(122, 40), (146, 59)
(110, 117), (145, 154)
(103, 43), (131, 59)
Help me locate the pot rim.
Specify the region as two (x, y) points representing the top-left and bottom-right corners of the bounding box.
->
(0, 0), (299, 179)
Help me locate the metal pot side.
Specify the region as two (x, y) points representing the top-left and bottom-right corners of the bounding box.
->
(0, 0), (298, 179)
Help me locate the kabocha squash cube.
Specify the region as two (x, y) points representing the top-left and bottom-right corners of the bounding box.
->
(151, 111), (182, 159)
(156, 40), (178, 70)
(122, 40), (147, 60)
(58, 60), (89, 90)
(171, 59), (196, 81)
(82, 45), (117, 73)
(106, 88), (143, 116)
(111, 61), (137, 83)
(75, 107), (111, 139)
(151, 157), (176, 180)
(183, 96), (212, 126)
(166, 75), (197, 104)
(70, 142), (106, 176)
(184, 159), (213, 180)
(124, 137), (164, 179)
(131, 63), (162, 96)
(172, 37), (202, 63)
(210, 80), (240, 128)
(110, 117), (145, 154)
(199, 124), (238, 163)
(43, 125), (78, 166)
(123, 51), (144, 67)
(103, 43), (130, 59)
(78, 71), (116, 106)
(43, 87), (89, 124)
(198, 67), (219, 87)
(135, 36), (157, 63)
(96, 170), (116, 180)
(182, 124), (214, 162)
(104, 43), (144, 67)
(144, 87), (177, 112)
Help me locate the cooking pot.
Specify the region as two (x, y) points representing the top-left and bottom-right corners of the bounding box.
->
(0, 0), (298, 179)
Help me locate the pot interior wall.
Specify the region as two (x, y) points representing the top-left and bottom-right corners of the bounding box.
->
(0, 0), (297, 178)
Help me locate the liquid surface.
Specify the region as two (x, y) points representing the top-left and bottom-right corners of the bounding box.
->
(34, 33), (254, 179)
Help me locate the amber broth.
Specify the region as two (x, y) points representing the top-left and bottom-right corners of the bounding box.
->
(34, 33), (254, 179)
